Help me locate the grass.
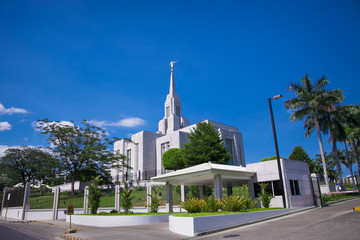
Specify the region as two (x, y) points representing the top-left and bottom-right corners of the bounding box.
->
(77, 212), (171, 216)
(173, 208), (283, 217)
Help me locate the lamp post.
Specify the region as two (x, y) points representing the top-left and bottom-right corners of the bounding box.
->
(268, 94), (287, 208)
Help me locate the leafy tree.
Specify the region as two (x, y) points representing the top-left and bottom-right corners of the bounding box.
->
(162, 148), (185, 170)
(257, 183), (274, 208)
(38, 119), (118, 197)
(183, 121), (231, 167)
(260, 156), (283, 162)
(88, 175), (103, 214)
(0, 146), (59, 186)
(284, 74), (343, 192)
(288, 146), (315, 173)
(339, 149), (357, 189)
(147, 186), (161, 213)
(121, 181), (135, 214)
(314, 152), (337, 182)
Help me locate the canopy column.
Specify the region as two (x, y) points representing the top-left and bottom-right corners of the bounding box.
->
(180, 185), (187, 202)
(165, 182), (173, 213)
(214, 174), (223, 199)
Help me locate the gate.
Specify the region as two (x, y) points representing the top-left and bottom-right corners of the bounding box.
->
(311, 174), (323, 207)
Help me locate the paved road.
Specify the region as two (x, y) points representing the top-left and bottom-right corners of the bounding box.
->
(196, 198), (360, 240)
(0, 198), (359, 240)
(0, 223), (41, 240)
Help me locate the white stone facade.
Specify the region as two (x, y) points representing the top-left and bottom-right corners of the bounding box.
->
(111, 66), (246, 184)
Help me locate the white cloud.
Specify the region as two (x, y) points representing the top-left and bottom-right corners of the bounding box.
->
(89, 118), (146, 128)
(0, 103), (28, 115)
(33, 120), (75, 131)
(0, 121), (11, 131)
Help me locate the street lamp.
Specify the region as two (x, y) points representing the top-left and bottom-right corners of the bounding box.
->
(268, 94), (287, 208)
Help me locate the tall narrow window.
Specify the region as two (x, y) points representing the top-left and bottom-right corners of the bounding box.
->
(166, 106), (170, 118)
(127, 149), (131, 181)
(290, 180), (300, 195)
(176, 106), (180, 116)
(224, 138), (233, 165)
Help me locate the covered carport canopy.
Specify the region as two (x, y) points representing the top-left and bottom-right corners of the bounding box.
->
(151, 162), (256, 212)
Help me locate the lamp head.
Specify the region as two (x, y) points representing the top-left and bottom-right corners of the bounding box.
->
(272, 94), (282, 100)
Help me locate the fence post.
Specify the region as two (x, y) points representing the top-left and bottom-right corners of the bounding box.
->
(21, 182), (30, 220)
(115, 185), (121, 212)
(146, 183), (152, 213)
(180, 185), (187, 202)
(1, 187), (8, 216)
(83, 186), (89, 214)
(52, 187), (60, 220)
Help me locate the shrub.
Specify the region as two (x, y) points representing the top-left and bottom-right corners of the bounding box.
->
(162, 148), (186, 170)
(240, 185), (258, 211)
(110, 209), (118, 213)
(221, 196), (246, 212)
(147, 186), (161, 213)
(258, 183), (274, 208)
(203, 195), (221, 213)
(88, 176), (103, 214)
(180, 198), (205, 213)
(121, 181), (135, 214)
(97, 211), (108, 215)
(322, 194), (331, 204)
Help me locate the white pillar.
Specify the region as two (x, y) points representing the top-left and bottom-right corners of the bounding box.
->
(52, 187), (60, 219)
(115, 185), (121, 212)
(146, 183), (152, 213)
(214, 174), (223, 200)
(83, 186), (89, 214)
(180, 185), (187, 202)
(1, 187), (8, 216)
(22, 182), (31, 220)
(199, 185), (205, 199)
(165, 182), (173, 213)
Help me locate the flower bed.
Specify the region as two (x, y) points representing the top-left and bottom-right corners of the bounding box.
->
(169, 208), (290, 237)
(66, 213), (171, 227)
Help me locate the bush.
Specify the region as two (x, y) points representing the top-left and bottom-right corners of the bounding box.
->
(180, 198), (205, 213)
(147, 186), (161, 213)
(121, 181), (135, 214)
(322, 194), (331, 204)
(162, 148), (186, 170)
(110, 209), (118, 213)
(203, 196), (221, 213)
(240, 185), (258, 211)
(221, 196), (246, 212)
(97, 211), (108, 215)
(258, 183), (274, 208)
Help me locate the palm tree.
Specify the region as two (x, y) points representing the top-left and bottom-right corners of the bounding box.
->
(339, 148), (356, 190)
(284, 74), (343, 192)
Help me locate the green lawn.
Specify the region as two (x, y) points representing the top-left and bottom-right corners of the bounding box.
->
(173, 208), (283, 217)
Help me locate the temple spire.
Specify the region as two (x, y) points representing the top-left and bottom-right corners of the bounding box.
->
(169, 61), (176, 96)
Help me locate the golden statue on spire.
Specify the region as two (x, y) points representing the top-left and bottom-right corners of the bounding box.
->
(170, 61), (176, 71)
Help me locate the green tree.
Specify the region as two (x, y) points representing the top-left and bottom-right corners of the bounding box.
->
(284, 74), (343, 192)
(88, 175), (103, 214)
(314, 152), (337, 182)
(183, 121), (231, 167)
(162, 148), (185, 170)
(38, 119), (118, 197)
(0, 146), (59, 186)
(257, 183), (274, 208)
(288, 146), (315, 173)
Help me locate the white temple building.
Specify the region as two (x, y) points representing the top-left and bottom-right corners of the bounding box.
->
(111, 63), (246, 184)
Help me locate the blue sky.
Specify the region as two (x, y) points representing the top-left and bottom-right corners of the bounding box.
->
(1, 0), (359, 176)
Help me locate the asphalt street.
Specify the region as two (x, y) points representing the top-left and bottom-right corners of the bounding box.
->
(0, 198), (359, 240)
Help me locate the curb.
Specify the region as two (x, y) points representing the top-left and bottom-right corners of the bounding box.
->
(191, 206), (318, 238)
(62, 234), (86, 240)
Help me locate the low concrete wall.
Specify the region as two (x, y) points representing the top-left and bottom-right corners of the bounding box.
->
(66, 214), (171, 227)
(169, 208), (292, 237)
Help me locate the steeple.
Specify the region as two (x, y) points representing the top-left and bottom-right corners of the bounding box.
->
(158, 62), (189, 134)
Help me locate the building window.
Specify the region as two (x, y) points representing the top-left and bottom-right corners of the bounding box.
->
(127, 149), (131, 181)
(161, 142), (170, 157)
(254, 180), (283, 196)
(166, 106), (170, 118)
(176, 106), (180, 116)
(290, 180), (300, 195)
(224, 138), (233, 165)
